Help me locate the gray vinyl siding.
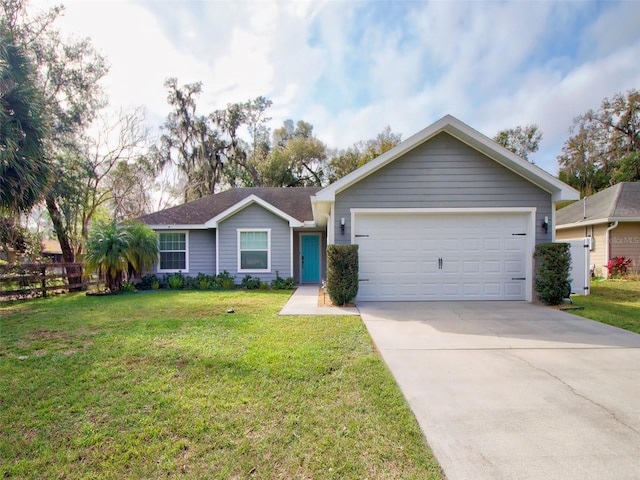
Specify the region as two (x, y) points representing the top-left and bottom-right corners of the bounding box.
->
(334, 132), (552, 244)
(187, 230), (216, 275)
(154, 229), (216, 276)
(218, 203), (291, 283)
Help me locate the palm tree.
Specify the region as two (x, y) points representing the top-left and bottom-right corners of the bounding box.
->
(123, 221), (159, 281)
(84, 221), (131, 291)
(84, 221), (158, 292)
(0, 33), (50, 214)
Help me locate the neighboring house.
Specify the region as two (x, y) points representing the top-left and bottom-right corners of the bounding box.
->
(0, 239), (62, 264)
(41, 239), (63, 263)
(556, 182), (640, 277)
(140, 115), (578, 302)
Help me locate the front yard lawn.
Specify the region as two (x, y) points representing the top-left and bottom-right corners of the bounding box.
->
(567, 280), (640, 333)
(0, 291), (443, 479)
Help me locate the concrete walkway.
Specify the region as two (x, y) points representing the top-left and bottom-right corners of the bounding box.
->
(359, 301), (640, 480)
(279, 285), (359, 315)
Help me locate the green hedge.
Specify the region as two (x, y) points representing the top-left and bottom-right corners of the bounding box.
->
(326, 244), (359, 306)
(534, 242), (572, 305)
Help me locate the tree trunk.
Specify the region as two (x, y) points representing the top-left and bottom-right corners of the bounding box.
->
(46, 194), (82, 291)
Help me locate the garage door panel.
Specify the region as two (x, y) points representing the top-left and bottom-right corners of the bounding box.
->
(505, 260), (524, 274)
(355, 212), (529, 301)
(443, 240), (460, 251)
(463, 261), (481, 273)
(463, 283), (482, 296)
(505, 238), (525, 251)
(505, 283), (524, 296)
(483, 261), (502, 273)
(463, 239), (481, 251)
(483, 238), (501, 251)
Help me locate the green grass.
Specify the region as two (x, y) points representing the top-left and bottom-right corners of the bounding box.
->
(0, 291), (443, 479)
(568, 280), (640, 333)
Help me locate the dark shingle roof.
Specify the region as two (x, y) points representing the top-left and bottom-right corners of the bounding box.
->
(556, 182), (640, 225)
(138, 187), (321, 226)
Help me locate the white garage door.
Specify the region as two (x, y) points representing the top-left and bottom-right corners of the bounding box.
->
(355, 212), (529, 301)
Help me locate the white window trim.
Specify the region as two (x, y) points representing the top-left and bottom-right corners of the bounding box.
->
(237, 229), (271, 273)
(157, 230), (189, 273)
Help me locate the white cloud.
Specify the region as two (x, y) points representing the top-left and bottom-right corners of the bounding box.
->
(28, 0), (640, 178)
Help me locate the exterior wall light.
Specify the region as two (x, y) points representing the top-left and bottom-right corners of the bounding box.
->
(542, 216), (549, 234)
(340, 217), (345, 235)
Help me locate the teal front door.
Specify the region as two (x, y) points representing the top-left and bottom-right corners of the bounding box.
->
(301, 235), (321, 283)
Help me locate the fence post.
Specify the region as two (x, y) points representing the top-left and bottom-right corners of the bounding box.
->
(41, 265), (47, 298)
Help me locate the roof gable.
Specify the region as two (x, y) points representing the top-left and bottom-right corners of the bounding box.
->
(204, 194), (303, 227)
(314, 115), (578, 203)
(556, 182), (640, 227)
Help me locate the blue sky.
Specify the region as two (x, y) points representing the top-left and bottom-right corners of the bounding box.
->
(36, 0), (640, 175)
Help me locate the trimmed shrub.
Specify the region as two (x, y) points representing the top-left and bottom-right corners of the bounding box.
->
(271, 271), (295, 290)
(326, 244), (359, 306)
(167, 272), (184, 290)
(534, 242), (572, 305)
(241, 274), (262, 290)
(215, 271), (235, 290)
(221, 278), (236, 290)
(195, 272), (216, 290)
(135, 274), (160, 290)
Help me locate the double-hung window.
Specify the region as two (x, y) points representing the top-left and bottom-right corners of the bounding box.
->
(158, 232), (187, 272)
(238, 229), (270, 272)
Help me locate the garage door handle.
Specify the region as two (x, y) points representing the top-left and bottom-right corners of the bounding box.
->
(512, 277), (526, 280)
(438, 258), (443, 269)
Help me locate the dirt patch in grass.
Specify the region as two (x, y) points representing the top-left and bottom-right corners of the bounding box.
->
(28, 330), (71, 341)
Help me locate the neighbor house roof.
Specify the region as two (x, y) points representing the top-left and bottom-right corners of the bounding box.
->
(556, 182), (640, 229)
(313, 114), (579, 205)
(41, 239), (62, 254)
(138, 187), (322, 228)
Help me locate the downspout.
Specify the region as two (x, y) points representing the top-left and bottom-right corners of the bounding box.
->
(605, 221), (619, 276)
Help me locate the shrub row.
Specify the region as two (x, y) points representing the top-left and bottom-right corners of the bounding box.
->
(134, 270), (295, 291)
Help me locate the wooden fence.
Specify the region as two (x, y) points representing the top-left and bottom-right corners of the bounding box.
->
(0, 262), (98, 299)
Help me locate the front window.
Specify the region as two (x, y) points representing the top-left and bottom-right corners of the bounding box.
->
(158, 232), (187, 271)
(238, 230), (270, 272)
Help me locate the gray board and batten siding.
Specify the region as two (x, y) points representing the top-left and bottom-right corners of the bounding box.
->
(333, 132), (553, 243)
(217, 203), (291, 283)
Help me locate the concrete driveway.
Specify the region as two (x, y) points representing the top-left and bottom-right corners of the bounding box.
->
(358, 301), (640, 480)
